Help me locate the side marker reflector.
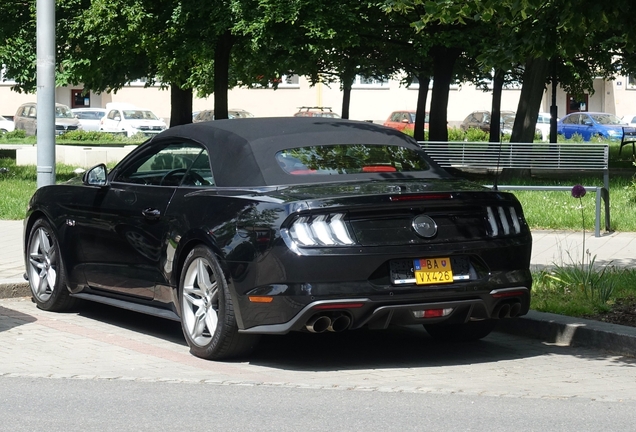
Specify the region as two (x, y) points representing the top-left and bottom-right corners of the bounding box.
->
(249, 296), (274, 303)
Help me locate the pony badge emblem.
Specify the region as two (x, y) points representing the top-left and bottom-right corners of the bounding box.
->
(411, 215), (437, 238)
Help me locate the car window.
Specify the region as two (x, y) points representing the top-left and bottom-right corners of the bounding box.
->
(27, 106), (37, 118)
(563, 114), (577, 124)
(55, 106), (74, 119)
(390, 112), (401, 122)
(230, 110), (254, 118)
(123, 110), (159, 120)
(590, 113), (624, 125)
(276, 144), (430, 175)
(195, 110), (215, 122)
(113, 142), (214, 187)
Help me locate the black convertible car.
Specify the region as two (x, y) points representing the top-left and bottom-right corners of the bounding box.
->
(24, 118), (532, 360)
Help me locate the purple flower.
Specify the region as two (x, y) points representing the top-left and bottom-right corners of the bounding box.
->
(571, 184), (586, 199)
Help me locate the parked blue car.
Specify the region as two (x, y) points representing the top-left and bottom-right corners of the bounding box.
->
(557, 112), (627, 141)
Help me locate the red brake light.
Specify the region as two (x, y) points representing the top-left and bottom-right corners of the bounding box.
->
(362, 165), (397, 172)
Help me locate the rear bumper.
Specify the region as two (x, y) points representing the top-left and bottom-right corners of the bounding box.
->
(238, 286), (530, 334)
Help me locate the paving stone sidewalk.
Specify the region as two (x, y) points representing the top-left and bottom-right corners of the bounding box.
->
(2, 219), (636, 357)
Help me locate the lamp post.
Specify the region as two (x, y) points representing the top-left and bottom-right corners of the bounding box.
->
(36, 0), (56, 187)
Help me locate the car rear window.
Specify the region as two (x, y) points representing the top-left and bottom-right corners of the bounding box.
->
(275, 144), (430, 175)
(75, 111), (105, 120)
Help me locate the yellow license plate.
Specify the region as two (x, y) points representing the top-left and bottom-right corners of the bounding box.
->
(414, 257), (453, 285)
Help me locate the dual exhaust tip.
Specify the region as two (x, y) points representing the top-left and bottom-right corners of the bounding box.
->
(306, 302), (521, 331)
(306, 314), (351, 333)
(493, 302), (522, 319)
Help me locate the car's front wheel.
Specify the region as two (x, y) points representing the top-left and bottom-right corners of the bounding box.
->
(26, 218), (77, 311)
(179, 246), (258, 360)
(424, 319), (498, 342)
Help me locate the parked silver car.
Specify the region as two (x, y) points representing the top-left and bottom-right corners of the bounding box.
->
(14, 102), (82, 136)
(71, 108), (107, 132)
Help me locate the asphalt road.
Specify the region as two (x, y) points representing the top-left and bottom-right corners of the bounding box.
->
(1, 377), (635, 431)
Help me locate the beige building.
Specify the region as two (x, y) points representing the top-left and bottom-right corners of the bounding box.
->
(2, 73), (636, 126)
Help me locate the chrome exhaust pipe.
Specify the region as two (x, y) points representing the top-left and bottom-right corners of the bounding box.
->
(493, 303), (511, 319)
(327, 314), (351, 332)
(509, 302), (522, 318)
(306, 315), (331, 333)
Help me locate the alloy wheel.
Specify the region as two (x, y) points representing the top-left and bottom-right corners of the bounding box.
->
(182, 257), (219, 347)
(28, 227), (58, 302)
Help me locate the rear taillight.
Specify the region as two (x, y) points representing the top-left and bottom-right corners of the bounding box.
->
(486, 206), (523, 237)
(287, 213), (355, 247)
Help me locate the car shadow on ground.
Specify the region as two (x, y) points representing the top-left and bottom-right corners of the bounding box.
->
(76, 300), (187, 346)
(248, 326), (535, 370)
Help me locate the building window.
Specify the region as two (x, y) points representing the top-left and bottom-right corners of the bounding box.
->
(427, 79), (460, 90)
(276, 74), (300, 88)
(253, 74), (300, 89)
(127, 78), (160, 87)
(0, 66), (17, 85)
(627, 75), (636, 90)
(352, 75), (389, 89)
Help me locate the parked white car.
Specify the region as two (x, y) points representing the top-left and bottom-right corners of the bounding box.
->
(71, 108), (107, 132)
(535, 112), (551, 141)
(622, 114), (636, 126)
(100, 103), (167, 137)
(0, 115), (14, 133)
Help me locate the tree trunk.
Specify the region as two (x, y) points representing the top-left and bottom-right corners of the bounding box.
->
(169, 85), (193, 127)
(489, 69), (505, 143)
(414, 74), (430, 142)
(429, 46), (461, 142)
(340, 73), (354, 119)
(502, 57), (550, 179)
(511, 57), (550, 143)
(213, 31), (234, 120)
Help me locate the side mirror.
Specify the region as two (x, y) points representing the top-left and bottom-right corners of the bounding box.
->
(401, 118), (409, 123)
(583, 119), (593, 126)
(83, 163), (108, 186)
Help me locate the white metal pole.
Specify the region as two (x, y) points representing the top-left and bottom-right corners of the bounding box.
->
(36, 0), (56, 187)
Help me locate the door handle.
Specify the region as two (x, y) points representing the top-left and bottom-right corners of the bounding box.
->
(142, 208), (161, 220)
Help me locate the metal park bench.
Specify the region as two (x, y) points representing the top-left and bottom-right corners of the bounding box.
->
(418, 141), (611, 237)
(620, 126), (636, 157)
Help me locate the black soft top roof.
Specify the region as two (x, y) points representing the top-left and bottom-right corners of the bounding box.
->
(153, 117), (448, 187)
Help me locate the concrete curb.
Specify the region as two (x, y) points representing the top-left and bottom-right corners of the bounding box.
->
(496, 310), (636, 357)
(0, 280), (30, 299)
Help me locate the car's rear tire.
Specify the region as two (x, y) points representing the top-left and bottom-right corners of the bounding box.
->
(424, 319), (498, 342)
(179, 245), (259, 360)
(26, 218), (77, 311)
